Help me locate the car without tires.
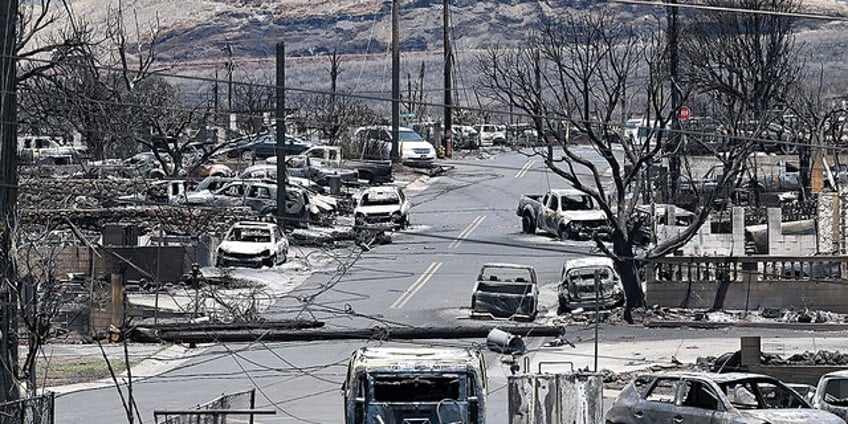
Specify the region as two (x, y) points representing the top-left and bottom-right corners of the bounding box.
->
(216, 221), (289, 268)
(606, 371), (846, 424)
(558, 257), (624, 314)
(354, 186), (410, 230)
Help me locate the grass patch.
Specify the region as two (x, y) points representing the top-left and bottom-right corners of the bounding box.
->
(27, 356), (129, 387)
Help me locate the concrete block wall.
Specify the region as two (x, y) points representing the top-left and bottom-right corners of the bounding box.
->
(658, 206), (816, 257)
(647, 277), (848, 313)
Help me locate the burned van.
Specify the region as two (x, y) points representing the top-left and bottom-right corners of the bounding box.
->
(343, 346), (488, 424)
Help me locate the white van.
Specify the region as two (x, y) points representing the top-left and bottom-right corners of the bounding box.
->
(352, 126), (436, 165)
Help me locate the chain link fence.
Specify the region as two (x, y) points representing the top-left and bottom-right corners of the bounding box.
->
(154, 389), (258, 424)
(0, 393), (54, 424)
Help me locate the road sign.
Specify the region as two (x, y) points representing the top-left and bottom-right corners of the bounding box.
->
(679, 106), (691, 122)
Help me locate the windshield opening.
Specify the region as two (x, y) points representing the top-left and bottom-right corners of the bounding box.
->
(372, 375), (461, 402)
(227, 228), (271, 243)
(398, 130), (424, 142)
(361, 193), (400, 206)
(825, 378), (848, 406)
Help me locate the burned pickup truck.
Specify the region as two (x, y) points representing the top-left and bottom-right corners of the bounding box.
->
(343, 346), (487, 424)
(517, 189), (609, 240)
(470, 263), (538, 321)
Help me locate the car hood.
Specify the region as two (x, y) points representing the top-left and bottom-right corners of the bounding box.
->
(185, 190), (213, 202)
(218, 241), (274, 255)
(743, 409), (845, 424)
(562, 210), (607, 222)
(820, 404), (848, 419)
(355, 204), (402, 215)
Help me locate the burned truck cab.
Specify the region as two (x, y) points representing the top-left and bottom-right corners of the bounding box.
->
(343, 346), (488, 424)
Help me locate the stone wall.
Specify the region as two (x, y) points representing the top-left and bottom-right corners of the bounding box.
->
(18, 177), (253, 237)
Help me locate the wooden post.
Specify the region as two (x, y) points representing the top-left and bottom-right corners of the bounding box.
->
(111, 273), (124, 342)
(740, 336), (761, 370)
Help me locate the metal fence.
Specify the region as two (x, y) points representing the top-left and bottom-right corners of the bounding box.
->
(0, 393), (54, 424)
(154, 389), (259, 424)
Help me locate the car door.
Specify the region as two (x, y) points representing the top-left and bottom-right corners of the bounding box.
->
(256, 136), (276, 158)
(632, 377), (685, 423)
(676, 378), (725, 424)
(544, 195), (560, 233)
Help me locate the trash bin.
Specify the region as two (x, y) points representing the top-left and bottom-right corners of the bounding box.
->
(327, 174), (342, 195)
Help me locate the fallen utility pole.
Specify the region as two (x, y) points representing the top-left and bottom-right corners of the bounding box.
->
(153, 325), (565, 344)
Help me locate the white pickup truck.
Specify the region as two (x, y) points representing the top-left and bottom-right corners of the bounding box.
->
(516, 188), (609, 240)
(17, 135), (87, 164)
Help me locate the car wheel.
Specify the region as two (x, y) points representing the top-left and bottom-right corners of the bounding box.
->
(280, 251), (288, 264)
(780, 141), (798, 155)
(241, 150), (256, 161)
(559, 225), (570, 240)
(521, 214), (536, 234)
(264, 255), (276, 268)
(401, 215), (409, 230)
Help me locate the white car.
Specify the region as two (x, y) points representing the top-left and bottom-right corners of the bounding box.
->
(354, 186), (410, 230)
(216, 221), (289, 268)
(352, 126), (437, 165)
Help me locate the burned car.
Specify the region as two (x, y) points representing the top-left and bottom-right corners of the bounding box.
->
(343, 346), (487, 424)
(470, 263), (538, 321)
(606, 371), (845, 424)
(354, 186), (410, 230)
(215, 221), (289, 268)
(814, 370), (848, 420)
(557, 257), (624, 313)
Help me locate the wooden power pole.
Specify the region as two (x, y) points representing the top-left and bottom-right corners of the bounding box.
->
(0, 0), (19, 403)
(443, 0), (453, 158)
(275, 42), (287, 232)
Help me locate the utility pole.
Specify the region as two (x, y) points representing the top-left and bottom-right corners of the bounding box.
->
(667, 0), (682, 204)
(0, 0), (19, 403)
(275, 42), (287, 232)
(225, 44), (234, 113)
(443, 0), (453, 158)
(390, 0), (400, 163)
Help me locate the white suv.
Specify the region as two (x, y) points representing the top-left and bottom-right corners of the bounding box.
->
(352, 126), (436, 165)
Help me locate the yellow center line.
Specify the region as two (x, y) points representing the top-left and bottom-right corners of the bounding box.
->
(449, 215), (486, 249)
(514, 160), (534, 178)
(390, 262), (443, 309)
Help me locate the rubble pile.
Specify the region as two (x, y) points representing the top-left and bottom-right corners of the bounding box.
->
(764, 350), (848, 366)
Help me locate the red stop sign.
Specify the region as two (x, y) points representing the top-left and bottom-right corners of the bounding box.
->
(679, 106), (691, 121)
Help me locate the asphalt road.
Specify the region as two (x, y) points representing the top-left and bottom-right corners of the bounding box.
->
(52, 148), (839, 423)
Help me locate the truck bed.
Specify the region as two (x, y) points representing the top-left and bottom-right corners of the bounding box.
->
(471, 280), (537, 321)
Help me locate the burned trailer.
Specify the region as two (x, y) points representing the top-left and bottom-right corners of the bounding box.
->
(470, 263), (539, 321)
(343, 346), (488, 424)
